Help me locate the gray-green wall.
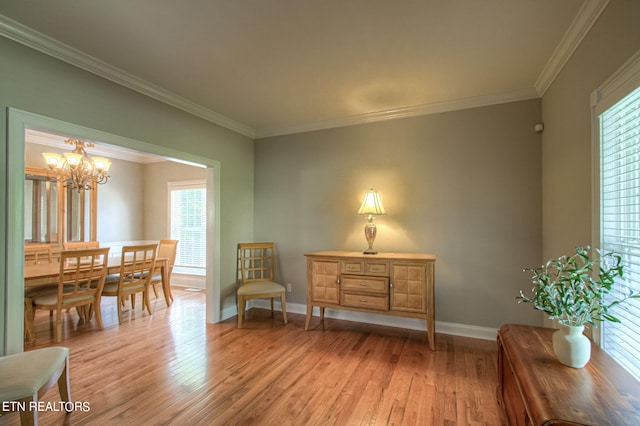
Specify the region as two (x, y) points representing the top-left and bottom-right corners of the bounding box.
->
(255, 99), (543, 329)
(1, 35), (254, 353)
(253, 0), (640, 331)
(542, 2), (640, 262)
(4, 0), (640, 351)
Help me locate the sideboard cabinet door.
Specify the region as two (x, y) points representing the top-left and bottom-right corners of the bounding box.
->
(309, 258), (340, 304)
(390, 262), (427, 313)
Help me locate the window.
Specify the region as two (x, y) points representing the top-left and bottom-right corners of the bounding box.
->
(169, 180), (206, 275)
(595, 53), (640, 381)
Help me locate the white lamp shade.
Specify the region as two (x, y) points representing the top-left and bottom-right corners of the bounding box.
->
(42, 153), (63, 168)
(358, 189), (386, 215)
(63, 152), (83, 167)
(92, 157), (111, 172)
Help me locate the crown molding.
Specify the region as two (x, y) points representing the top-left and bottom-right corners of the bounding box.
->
(256, 87), (540, 138)
(1, 0), (605, 141)
(0, 15), (256, 138)
(535, 0), (610, 96)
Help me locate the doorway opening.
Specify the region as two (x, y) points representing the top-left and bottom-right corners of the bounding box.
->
(6, 108), (221, 354)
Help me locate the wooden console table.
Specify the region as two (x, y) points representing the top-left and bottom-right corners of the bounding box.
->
(497, 323), (640, 425)
(304, 251), (436, 350)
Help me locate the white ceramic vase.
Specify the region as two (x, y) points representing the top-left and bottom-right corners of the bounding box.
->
(552, 324), (591, 368)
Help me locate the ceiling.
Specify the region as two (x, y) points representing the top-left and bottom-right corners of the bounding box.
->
(0, 0), (608, 138)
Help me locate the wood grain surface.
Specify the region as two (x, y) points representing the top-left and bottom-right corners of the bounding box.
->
(5, 289), (505, 425)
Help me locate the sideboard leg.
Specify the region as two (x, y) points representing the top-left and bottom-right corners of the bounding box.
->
(304, 304), (313, 330)
(427, 319), (435, 350)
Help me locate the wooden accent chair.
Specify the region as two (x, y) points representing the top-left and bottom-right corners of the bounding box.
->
(62, 241), (100, 250)
(149, 239), (178, 306)
(30, 248), (110, 343)
(236, 242), (288, 327)
(102, 244), (157, 324)
(0, 347), (71, 425)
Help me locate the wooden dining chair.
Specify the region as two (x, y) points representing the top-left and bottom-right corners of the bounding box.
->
(102, 244), (157, 324)
(150, 240), (178, 306)
(24, 243), (56, 341)
(30, 247), (111, 343)
(24, 243), (53, 264)
(62, 241), (100, 250)
(236, 242), (287, 327)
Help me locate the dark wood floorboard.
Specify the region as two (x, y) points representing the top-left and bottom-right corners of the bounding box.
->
(2, 289), (506, 425)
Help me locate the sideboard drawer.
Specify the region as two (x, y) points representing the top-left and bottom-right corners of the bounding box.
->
(341, 260), (390, 276)
(341, 292), (389, 310)
(341, 275), (388, 294)
(342, 260), (365, 274)
(364, 260), (389, 276)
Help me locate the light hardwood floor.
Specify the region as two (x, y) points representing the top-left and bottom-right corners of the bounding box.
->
(4, 289), (506, 425)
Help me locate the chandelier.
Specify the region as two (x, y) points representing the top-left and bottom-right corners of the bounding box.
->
(42, 139), (112, 191)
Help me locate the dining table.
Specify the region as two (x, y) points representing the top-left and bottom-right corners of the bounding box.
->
(24, 255), (170, 340)
(25, 255), (170, 301)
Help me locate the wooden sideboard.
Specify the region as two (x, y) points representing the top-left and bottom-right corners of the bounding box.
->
(304, 251), (436, 350)
(497, 323), (640, 426)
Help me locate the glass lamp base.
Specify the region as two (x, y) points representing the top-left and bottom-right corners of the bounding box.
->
(363, 220), (377, 255)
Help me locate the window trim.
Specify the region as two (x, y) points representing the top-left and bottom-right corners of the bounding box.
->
(591, 49), (640, 348)
(167, 179), (207, 273)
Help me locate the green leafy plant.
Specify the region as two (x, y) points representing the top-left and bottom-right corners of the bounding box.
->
(517, 246), (640, 327)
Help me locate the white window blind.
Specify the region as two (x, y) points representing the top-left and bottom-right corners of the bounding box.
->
(599, 85), (640, 381)
(169, 180), (206, 273)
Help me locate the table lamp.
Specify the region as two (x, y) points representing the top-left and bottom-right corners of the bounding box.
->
(357, 188), (386, 254)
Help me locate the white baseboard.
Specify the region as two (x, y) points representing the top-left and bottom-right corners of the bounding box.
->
(223, 299), (497, 341)
(435, 321), (498, 341)
(171, 273), (205, 289)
